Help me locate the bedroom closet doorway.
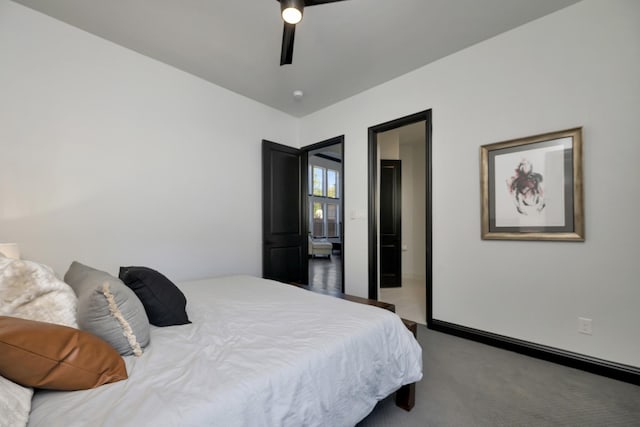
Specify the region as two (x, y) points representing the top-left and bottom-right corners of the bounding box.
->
(367, 111), (432, 326)
(303, 137), (345, 293)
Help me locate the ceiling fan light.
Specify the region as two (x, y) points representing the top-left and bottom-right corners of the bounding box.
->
(281, 0), (303, 24)
(282, 8), (302, 24)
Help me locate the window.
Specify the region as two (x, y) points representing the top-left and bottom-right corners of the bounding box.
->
(313, 202), (324, 236)
(310, 201), (340, 238)
(312, 166), (324, 196)
(326, 203), (338, 237)
(309, 162), (341, 238)
(309, 166), (339, 198)
(327, 170), (338, 198)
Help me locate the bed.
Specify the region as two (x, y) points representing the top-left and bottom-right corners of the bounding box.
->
(20, 274), (422, 427)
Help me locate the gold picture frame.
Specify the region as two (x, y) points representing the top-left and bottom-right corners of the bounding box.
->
(480, 127), (584, 241)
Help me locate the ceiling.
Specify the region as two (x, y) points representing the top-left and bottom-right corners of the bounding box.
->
(14, 0), (582, 117)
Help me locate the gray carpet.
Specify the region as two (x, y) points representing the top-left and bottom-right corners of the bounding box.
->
(358, 325), (640, 426)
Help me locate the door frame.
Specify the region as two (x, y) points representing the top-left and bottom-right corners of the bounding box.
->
(367, 110), (432, 324)
(302, 135), (345, 293)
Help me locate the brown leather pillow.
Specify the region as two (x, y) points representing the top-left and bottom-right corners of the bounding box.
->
(0, 316), (128, 390)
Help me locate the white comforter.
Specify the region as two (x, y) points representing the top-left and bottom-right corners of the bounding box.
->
(29, 276), (422, 427)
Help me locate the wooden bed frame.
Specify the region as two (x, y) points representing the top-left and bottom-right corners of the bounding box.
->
(289, 283), (417, 411)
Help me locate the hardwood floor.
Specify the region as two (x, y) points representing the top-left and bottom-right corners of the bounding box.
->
(309, 253), (342, 292)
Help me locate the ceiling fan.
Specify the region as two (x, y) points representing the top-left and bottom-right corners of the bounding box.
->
(276, 0), (349, 66)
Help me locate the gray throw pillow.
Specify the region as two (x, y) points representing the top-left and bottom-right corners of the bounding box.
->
(64, 261), (150, 356)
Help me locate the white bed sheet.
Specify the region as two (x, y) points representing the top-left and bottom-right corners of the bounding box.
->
(28, 275), (422, 427)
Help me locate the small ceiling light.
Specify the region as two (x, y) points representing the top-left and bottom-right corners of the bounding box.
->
(281, 0), (304, 25)
(293, 90), (304, 99)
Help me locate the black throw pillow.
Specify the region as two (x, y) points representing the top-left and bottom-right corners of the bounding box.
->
(118, 266), (191, 327)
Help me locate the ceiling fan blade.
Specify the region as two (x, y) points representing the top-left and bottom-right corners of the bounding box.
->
(276, 0), (347, 65)
(280, 23), (296, 66)
(275, 0), (346, 6)
(304, 0), (348, 6)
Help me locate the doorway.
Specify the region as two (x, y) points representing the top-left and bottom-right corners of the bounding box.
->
(304, 137), (344, 293)
(262, 137), (344, 288)
(368, 111), (432, 325)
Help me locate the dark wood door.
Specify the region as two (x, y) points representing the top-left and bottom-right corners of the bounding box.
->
(262, 140), (307, 284)
(380, 160), (402, 287)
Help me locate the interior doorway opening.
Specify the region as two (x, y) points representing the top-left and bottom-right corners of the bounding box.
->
(368, 111), (432, 325)
(303, 136), (344, 293)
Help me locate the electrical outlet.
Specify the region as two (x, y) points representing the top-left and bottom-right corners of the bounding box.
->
(578, 317), (593, 335)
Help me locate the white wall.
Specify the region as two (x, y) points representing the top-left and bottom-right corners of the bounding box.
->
(400, 140), (426, 281)
(300, 0), (640, 367)
(378, 131), (399, 160)
(0, 1), (298, 280)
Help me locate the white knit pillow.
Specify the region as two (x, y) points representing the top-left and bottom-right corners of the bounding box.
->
(0, 255), (77, 327)
(0, 375), (32, 427)
(0, 255), (78, 427)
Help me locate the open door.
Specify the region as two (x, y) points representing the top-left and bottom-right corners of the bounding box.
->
(262, 140), (308, 284)
(380, 159), (402, 287)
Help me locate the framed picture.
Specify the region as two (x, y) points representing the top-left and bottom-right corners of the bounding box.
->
(480, 127), (584, 241)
